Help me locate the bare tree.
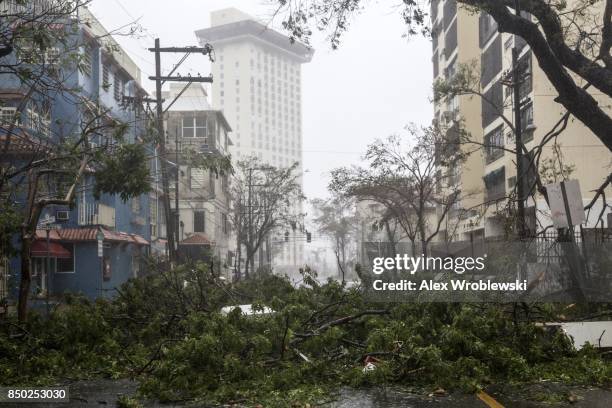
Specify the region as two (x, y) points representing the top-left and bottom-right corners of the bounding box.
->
(230, 158), (304, 279)
(311, 195), (358, 282)
(330, 124), (467, 256)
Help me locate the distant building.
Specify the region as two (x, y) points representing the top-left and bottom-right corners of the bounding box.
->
(162, 83), (233, 278)
(195, 8), (314, 274)
(0, 7), (151, 301)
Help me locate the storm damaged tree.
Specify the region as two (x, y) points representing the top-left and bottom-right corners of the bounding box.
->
(0, 0), (151, 321)
(330, 125), (466, 256)
(311, 195), (358, 282)
(230, 158), (304, 279)
(275, 0), (612, 152)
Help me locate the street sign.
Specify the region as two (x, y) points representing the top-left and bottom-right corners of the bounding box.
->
(546, 179), (585, 229)
(96, 230), (104, 258)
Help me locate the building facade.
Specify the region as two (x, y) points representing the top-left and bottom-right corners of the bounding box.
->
(1, 6), (151, 302)
(431, 0), (612, 241)
(162, 83), (233, 279)
(195, 8), (314, 274)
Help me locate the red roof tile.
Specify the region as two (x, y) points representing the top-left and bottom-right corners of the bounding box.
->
(180, 233), (214, 246)
(36, 227), (149, 246)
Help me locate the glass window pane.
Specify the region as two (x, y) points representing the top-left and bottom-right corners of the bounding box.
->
(183, 116), (194, 127)
(183, 128), (194, 138)
(195, 127), (206, 138)
(195, 116), (206, 127)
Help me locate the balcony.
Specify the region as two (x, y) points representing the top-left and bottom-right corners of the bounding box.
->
(78, 202), (116, 228)
(484, 167), (506, 202)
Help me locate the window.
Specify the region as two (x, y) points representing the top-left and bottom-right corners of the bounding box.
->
(445, 20), (457, 58)
(484, 166), (506, 201)
(481, 35), (502, 87)
(0, 107), (19, 126)
(433, 51), (439, 78)
(56, 243), (75, 273)
(222, 213), (228, 234)
(194, 211), (205, 233)
(114, 74), (124, 101)
(81, 44), (93, 77)
(132, 255), (140, 278)
(182, 115), (207, 139)
(150, 199), (158, 238)
(131, 197), (141, 214)
(209, 172), (216, 195)
(28, 107), (50, 137)
(479, 13), (498, 47)
(518, 51), (532, 101)
(481, 81), (503, 128)
(102, 64), (110, 88)
(520, 102), (535, 142)
(191, 168), (206, 189)
(443, 0), (457, 29)
(484, 125), (504, 163)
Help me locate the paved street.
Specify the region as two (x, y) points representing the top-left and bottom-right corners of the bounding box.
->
(4, 381), (612, 407)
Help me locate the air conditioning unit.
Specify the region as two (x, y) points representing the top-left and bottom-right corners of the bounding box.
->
(56, 210), (70, 221)
(200, 144), (209, 152)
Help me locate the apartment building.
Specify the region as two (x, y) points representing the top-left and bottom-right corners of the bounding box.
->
(1, 7), (151, 300)
(162, 83), (234, 278)
(431, 0), (612, 241)
(195, 8), (314, 273)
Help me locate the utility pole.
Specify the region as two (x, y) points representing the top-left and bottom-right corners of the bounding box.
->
(512, 0), (526, 239)
(247, 167), (253, 277)
(175, 132), (181, 261)
(153, 38), (176, 263)
(149, 38), (214, 263)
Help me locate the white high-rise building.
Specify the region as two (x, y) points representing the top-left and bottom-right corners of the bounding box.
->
(196, 8), (314, 274)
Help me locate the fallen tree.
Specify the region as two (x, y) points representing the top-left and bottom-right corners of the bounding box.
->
(0, 263), (611, 406)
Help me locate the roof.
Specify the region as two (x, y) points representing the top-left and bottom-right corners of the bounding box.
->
(164, 83), (210, 112)
(180, 233), (214, 246)
(35, 227), (149, 246)
(195, 19), (314, 63)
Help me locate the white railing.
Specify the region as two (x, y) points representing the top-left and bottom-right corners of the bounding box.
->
(78, 202), (115, 228)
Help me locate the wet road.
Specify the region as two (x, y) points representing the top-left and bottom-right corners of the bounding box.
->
(3, 380), (612, 407)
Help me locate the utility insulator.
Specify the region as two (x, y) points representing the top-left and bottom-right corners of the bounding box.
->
(284, 231), (289, 242)
(306, 232), (312, 243)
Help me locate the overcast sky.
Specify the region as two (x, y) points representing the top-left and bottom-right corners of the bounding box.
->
(89, 0), (434, 200)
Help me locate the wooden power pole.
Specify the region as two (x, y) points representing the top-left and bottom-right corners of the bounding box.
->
(150, 38), (214, 263)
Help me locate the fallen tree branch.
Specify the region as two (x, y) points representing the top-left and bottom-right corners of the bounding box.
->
(292, 309), (390, 343)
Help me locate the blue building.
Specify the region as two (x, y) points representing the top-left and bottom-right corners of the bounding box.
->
(0, 6), (153, 303)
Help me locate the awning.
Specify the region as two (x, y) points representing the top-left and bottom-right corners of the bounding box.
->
(180, 233), (215, 246)
(35, 227), (149, 246)
(31, 240), (72, 258)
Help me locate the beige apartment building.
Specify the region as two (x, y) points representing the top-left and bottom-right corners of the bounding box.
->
(431, 0), (612, 241)
(195, 8), (314, 274)
(163, 83), (234, 278)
